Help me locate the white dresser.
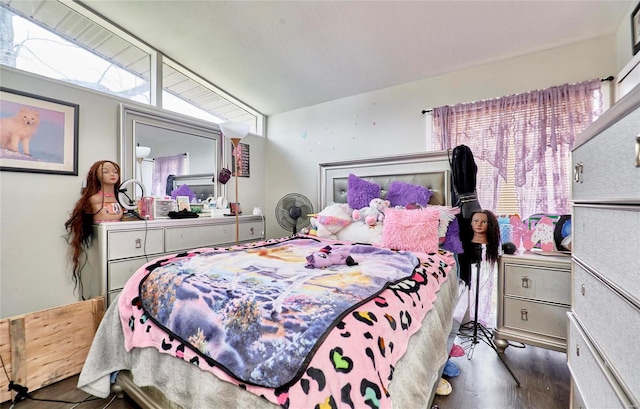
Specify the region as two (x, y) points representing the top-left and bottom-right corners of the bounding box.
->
(494, 252), (572, 353)
(568, 84), (640, 408)
(84, 216), (266, 306)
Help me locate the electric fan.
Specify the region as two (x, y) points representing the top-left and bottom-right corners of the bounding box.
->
(275, 193), (314, 235)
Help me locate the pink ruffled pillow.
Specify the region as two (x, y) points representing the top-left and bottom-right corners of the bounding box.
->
(381, 207), (440, 253)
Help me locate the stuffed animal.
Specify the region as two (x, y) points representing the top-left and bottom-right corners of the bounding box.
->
(302, 216), (318, 236)
(305, 245), (358, 269)
(352, 198), (390, 226)
(315, 203), (353, 239)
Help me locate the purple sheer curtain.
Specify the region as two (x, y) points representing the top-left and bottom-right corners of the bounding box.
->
(433, 79), (603, 217)
(151, 154), (189, 197)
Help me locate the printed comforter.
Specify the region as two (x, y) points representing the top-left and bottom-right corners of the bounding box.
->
(118, 235), (455, 409)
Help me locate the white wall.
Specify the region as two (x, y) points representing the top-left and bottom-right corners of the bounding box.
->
(2, 21), (634, 317)
(1, 68), (120, 318)
(0, 67), (266, 318)
(615, 2), (639, 74)
(265, 37), (617, 238)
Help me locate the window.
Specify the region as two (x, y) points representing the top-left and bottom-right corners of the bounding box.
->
(433, 79), (605, 218)
(0, 1), (263, 134)
(0, 1), (150, 102)
(162, 58), (262, 134)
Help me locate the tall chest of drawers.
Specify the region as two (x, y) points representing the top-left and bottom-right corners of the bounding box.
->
(84, 216), (265, 307)
(568, 85), (640, 408)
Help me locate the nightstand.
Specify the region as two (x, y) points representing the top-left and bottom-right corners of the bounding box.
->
(493, 251), (571, 353)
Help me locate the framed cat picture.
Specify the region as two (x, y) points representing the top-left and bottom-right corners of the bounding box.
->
(0, 87), (79, 175)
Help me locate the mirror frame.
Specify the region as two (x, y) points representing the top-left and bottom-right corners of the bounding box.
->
(119, 103), (226, 198)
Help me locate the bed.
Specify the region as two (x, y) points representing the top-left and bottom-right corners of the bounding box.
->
(78, 151), (466, 409)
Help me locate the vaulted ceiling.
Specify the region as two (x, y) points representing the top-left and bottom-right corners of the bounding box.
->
(79, 1), (633, 116)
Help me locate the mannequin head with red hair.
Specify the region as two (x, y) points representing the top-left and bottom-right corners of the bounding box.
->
(64, 160), (122, 293)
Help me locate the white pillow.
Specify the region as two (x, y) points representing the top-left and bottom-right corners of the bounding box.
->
(336, 222), (383, 244)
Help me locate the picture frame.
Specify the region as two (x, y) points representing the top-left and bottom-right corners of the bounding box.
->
(229, 202), (242, 215)
(231, 142), (250, 178)
(176, 195), (191, 211)
(0, 87), (79, 175)
(632, 2), (640, 55)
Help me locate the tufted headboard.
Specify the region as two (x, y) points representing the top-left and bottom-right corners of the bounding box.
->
(318, 151), (452, 211)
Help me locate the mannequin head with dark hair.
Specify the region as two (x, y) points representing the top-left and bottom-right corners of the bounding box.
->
(470, 209), (500, 266)
(64, 160), (123, 292)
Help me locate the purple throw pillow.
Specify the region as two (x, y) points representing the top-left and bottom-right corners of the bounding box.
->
(441, 217), (463, 253)
(347, 174), (381, 210)
(171, 184), (196, 202)
(386, 181), (433, 207)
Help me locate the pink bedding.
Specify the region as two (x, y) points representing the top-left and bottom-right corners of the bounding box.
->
(118, 235), (455, 409)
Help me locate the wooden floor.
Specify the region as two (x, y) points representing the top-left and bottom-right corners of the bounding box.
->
(0, 378), (140, 409)
(1, 339), (569, 409)
(432, 336), (571, 409)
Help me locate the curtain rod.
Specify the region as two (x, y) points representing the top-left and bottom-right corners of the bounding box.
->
(420, 76), (615, 115)
(151, 153), (188, 160)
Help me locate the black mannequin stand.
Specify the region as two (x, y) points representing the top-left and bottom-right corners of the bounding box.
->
(458, 244), (521, 386)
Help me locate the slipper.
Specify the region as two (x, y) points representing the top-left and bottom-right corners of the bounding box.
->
(435, 378), (452, 396)
(449, 344), (465, 357)
(443, 360), (460, 377)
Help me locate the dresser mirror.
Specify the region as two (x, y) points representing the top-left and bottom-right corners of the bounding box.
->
(119, 104), (225, 201)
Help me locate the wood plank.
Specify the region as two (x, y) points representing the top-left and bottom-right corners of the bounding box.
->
(0, 374), (139, 409)
(9, 317), (26, 403)
(433, 339), (570, 409)
(24, 298), (104, 389)
(0, 319), (11, 403)
(0, 298), (105, 404)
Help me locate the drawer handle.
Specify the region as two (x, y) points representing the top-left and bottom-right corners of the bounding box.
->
(520, 308), (528, 321)
(573, 162), (583, 183)
(576, 344), (580, 357)
(135, 238), (142, 249)
(581, 284), (586, 296)
(636, 134), (640, 167)
(250, 227), (254, 235)
(521, 276), (529, 288)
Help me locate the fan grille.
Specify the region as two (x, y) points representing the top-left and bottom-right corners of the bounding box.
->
(275, 193), (313, 234)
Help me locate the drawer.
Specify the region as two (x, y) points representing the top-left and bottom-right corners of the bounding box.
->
(504, 263), (571, 304)
(107, 289), (121, 306)
(571, 104), (640, 202)
(567, 313), (634, 408)
(108, 257), (151, 291)
(107, 228), (164, 260)
(165, 224), (233, 252)
(153, 199), (176, 219)
(573, 263), (640, 401)
(573, 205), (640, 304)
(503, 298), (569, 339)
(238, 221), (264, 242)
